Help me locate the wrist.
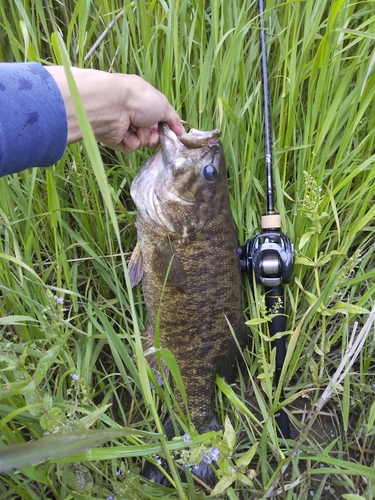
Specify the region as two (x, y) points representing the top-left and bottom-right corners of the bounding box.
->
(44, 66), (128, 145)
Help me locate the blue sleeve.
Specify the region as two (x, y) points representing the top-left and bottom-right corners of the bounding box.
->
(0, 63), (68, 177)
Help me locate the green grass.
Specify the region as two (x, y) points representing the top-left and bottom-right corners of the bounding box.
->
(1, 0), (375, 498)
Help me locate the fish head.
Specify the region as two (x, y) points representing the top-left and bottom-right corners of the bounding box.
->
(131, 123), (227, 238)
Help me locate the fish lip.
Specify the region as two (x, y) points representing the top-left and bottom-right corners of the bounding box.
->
(158, 122), (186, 157)
(158, 122), (180, 141)
(158, 122), (222, 153)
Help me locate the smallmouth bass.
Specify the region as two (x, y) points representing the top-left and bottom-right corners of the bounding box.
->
(129, 123), (248, 486)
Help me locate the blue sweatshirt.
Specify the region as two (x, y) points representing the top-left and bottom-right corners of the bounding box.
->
(0, 63), (67, 176)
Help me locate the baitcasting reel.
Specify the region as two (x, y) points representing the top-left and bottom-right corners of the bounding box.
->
(239, 229), (294, 288)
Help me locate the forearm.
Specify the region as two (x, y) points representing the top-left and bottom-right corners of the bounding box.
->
(44, 66), (125, 145)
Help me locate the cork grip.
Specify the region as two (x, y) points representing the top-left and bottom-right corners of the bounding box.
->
(261, 213), (281, 229)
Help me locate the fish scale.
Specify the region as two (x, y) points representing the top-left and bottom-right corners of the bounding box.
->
(129, 123), (248, 486)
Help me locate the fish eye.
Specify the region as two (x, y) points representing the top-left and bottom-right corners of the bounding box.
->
(202, 164), (218, 182)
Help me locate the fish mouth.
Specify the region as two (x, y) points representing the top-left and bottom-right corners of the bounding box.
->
(158, 122), (222, 153)
(158, 122), (187, 159)
(136, 123), (222, 234)
(157, 122), (222, 206)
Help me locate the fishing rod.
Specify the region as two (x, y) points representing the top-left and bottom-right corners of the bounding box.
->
(239, 0), (294, 439)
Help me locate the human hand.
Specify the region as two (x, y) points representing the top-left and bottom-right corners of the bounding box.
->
(99, 73), (184, 153)
(45, 67), (185, 153)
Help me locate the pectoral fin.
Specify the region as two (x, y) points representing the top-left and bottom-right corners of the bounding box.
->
(152, 239), (187, 293)
(128, 243), (144, 287)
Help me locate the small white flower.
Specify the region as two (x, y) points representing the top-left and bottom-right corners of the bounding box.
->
(183, 433), (191, 443)
(201, 452), (212, 464)
(209, 447), (220, 461)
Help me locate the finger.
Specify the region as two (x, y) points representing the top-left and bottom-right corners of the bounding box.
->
(162, 107), (185, 136)
(147, 129), (160, 149)
(120, 129), (142, 153)
(120, 126), (156, 153)
(135, 127), (152, 148)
